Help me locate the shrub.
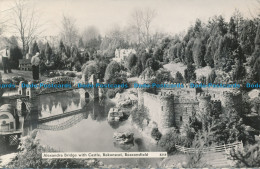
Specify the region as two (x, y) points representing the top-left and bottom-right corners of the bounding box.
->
(6, 131), (101, 168)
(66, 72), (76, 77)
(131, 107), (149, 128)
(107, 89), (116, 99)
(174, 58), (181, 63)
(159, 129), (182, 153)
(151, 128), (162, 141)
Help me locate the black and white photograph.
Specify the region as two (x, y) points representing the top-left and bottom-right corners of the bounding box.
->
(0, 0), (260, 168)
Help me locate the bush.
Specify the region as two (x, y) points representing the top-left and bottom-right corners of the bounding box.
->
(159, 129), (183, 153)
(107, 89), (116, 99)
(174, 58), (181, 63)
(230, 140), (260, 167)
(131, 107), (149, 128)
(6, 131), (101, 168)
(151, 128), (162, 141)
(66, 72), (76, 77)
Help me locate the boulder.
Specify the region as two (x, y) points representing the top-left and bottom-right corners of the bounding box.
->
(107, 108), (129, 122)
(113, 132), (134, 144)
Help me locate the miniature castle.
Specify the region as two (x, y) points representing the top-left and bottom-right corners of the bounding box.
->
(137, 76), (242, 134)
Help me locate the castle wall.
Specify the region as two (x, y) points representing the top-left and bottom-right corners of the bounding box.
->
(138, 86), (242, 133)
(143, 92), (161, 124)
(173, 101), (199, 127)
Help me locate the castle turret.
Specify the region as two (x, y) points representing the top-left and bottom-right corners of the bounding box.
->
(222, 91), (242, 114)
(197, 93), (212, 116)
(26, 81), (37, 99)
(18, 81), (26, 96)
(158, 92), (174, 134)
(89, 74), (98, 99)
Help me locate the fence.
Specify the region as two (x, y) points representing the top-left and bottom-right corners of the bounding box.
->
(175, 141), (243, 154)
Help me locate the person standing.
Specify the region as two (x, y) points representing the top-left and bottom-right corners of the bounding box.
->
(1, 45), (12, 73)
(31, 52), (40, 80)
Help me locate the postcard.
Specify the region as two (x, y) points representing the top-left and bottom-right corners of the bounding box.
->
(0, 0), (259, 168)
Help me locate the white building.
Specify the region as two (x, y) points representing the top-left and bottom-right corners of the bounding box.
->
(114, 49), (136, 63)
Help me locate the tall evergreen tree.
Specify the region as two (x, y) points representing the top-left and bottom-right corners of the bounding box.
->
(78, 38), (84, 48)
(32, 41), (40, 56)
(184, 63), (196, 82)
(192, 38), (205, 67)
(45, 42), (52, 61)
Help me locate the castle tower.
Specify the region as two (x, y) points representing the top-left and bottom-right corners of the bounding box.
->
(197, 93), (212, 116)
(26, 81), (37, 99)
(88, 74), (98, 99)
(18, 81), (26, 96)
(158, 92), (174, 134)
(222, 91), (242, 114)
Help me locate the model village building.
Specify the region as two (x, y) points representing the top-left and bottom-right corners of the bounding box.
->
(114, 49), (136, 63)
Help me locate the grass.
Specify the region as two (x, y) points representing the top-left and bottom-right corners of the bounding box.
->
(0, 69), (49, 81)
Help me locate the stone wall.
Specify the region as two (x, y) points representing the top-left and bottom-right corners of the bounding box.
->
(143, 92), (160, 124)
(138, 87), (242, 133)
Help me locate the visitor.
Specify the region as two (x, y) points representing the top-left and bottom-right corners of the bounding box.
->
(1, 45), (12, 73)
(31, 52), (40, 80)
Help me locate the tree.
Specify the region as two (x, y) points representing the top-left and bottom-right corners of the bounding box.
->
(252, 57), (260, 82)
(130, 9), (143, 44)
(4, 36), (19, 47)
(184, 63), (196, 82)
(233, 59), (246, 81)
(10, 0), (42, 55)
(153, 47), (164, 62)
(240, 20), (257, 56)
(32, 41), (39, 56)
(45, 42), (52, 61)
(217, 15), (228, 36)
(142, 8), (157, 46)
(207, 70), (217, 83)
(126, 53), (137, 71)
(130, 8), (157, 46)
(230, 140), (260, 167)
(145, 57), (161, 71)
(174, 71), (184, 83)
(151, 128), (162, 141)
(82, 62), (98, 79)
(140, 51), (151, 70)
(78, 38), (84, 48)
(60, 14), (78, 46)
(192, 38), (206, 67)
(82, 26), (100, 48)
(6, 131), (101, 168)
(155, 68), (173, 83)
(159, 129), (183, 153)
(104, 61), (121, 83)
(10, 46), (23, 69)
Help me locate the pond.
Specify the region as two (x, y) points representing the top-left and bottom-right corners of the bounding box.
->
(22, 90), (162, 167)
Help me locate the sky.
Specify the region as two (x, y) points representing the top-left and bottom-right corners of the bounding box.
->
(0, 0), (258, 37)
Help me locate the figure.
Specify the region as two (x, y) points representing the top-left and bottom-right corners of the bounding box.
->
(31, 52), (40, 80)
(1, 45), (12, 73)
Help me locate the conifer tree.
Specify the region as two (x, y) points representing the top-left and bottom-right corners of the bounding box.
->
(32, 41), (39, 56)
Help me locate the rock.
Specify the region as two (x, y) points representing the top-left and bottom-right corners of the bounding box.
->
(118, 99), (133, 108)
(113, 132), (134, 144)
(113, 141), (134, 150)
(107, 108), (129, 122)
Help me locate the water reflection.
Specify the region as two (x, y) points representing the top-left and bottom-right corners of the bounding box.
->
(39, 91), (81, 118)
(1, 89), (161, 167)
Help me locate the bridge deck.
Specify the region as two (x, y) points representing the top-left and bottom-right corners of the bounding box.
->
(0, 130), (23, 136)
